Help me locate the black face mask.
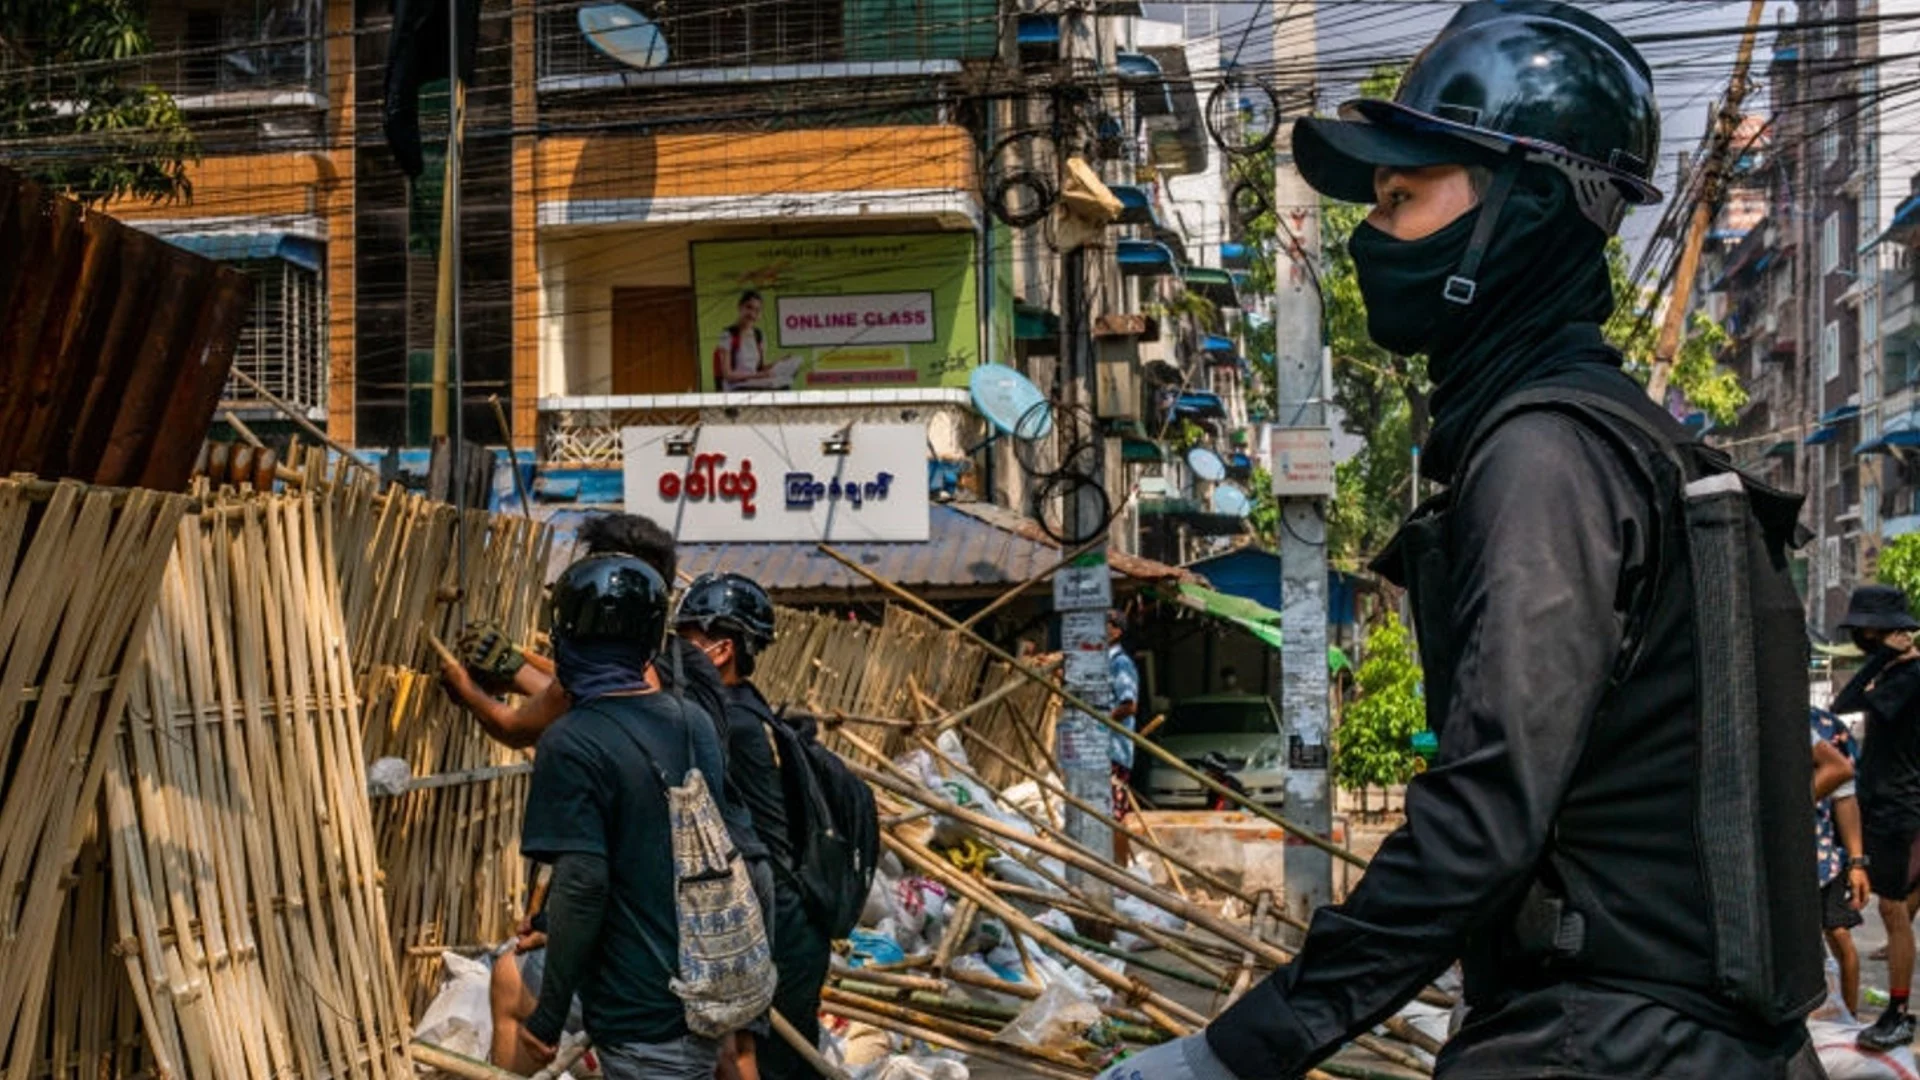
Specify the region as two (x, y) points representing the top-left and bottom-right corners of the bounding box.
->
(1347, 209), (1481, 359)
(1853, 630), (1893, 656)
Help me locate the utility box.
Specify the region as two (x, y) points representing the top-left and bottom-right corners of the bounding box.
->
(1094, 314), (1147, 422)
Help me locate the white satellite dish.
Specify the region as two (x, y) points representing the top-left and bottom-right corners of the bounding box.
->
(1187, 446), (1227, 482)
(1211, 483), (1252, 518)
(580, 4), (669, 70)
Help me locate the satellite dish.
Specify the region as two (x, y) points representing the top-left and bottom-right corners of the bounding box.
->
(580, 3), (668, 70)
(970, 364), (1053, 441)
(1212, 482), (1253, 518)
(1186, 447), (1227, 482)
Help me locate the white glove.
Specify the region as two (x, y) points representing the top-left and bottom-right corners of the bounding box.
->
(1096, 1033), (1242, 1080)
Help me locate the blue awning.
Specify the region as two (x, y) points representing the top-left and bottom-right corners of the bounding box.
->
(1110, 184), (1158, 227)
(1016, 13), (1059, 46)
(1819, 404), (1862, 424)
(165, 231), (323, 272)
(1806, 426), (1840, 446)
(1860, 429), (1920, 455)
(1219, 242), (1250, 269)
(1171, 391), (1226, 419)
(1201, 334), (1236, 356)
(1116, 51), (1174, 115)
(1117, 239), (1177, 277)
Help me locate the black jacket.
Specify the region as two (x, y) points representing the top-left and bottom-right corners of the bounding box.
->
(1206, 386), (1818, 1079)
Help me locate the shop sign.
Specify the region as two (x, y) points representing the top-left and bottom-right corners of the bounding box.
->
(691, 234), (981, 392)
(622, 423), (929, 543)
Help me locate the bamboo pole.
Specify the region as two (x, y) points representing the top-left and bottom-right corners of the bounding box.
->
(771, 1008), (853, 1080)
(849, 756), (1291, 970)
(816, 543), (1363, 868)
(958, 532), (1109, 631)
(820, 998), (1091, 1080)
(884, 832), (1203, 1034)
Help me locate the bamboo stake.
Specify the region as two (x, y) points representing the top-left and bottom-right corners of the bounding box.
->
(884, 832), (1203, 1034)
(816, 543), (1363, 868)
(958, 533), (1109, 631)
(771, 1008), (853, 1080)
(823, 999), (1092, 1080)
(823, 986), (1089, 1071)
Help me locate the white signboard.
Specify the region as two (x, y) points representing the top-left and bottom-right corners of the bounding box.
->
(623, 423), (930, 543)
(1052, 557), (1113, 612)
(775, 292), (937, 347)
(1271, 427), (1336, 498)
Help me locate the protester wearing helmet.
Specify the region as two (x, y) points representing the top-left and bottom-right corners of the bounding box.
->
(1096, 3), (1825, 1078)
(673, 573), (834, 1080)
(519, 555), (736, 1078)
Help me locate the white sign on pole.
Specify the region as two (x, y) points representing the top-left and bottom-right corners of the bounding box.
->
(775, 292), (938, 347)
(1271, 427), (1336, 498)
(622, 423), (930, 543)
(1052, 557), (1113, 612)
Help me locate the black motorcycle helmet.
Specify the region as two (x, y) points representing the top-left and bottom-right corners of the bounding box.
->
(548, 554), (670, 659)
(1294, 0), (1662, 235)
(674, 572), (777, 655)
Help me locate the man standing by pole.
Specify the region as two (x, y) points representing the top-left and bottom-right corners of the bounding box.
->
(1269, 0), (1335, 933)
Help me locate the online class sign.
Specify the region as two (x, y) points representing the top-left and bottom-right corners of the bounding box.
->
(691, 233), (981, 392)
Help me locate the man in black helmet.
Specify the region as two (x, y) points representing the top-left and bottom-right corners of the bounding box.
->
(674, 573), (831, 1080)
(516, 554), (734, 1078)
(1833, 584), (1920, 1050)
(1098, 3), (1823, 1078)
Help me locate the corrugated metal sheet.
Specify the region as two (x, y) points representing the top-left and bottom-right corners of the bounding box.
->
(0, 165), (251, 491)
(532, 500), (1198, 596)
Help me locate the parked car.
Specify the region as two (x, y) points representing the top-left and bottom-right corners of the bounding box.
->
(1135, 694), (1288, 808)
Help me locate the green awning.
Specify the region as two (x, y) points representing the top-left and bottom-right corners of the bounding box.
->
(1121, 437), (1165, 463)
(1152, 582), (1346, 668)
(1182, 266), (1241, 310)
(1764, 440), (1795, 458)
(1015, 301), (1060, 341)
(1139, 497), (1203, 516)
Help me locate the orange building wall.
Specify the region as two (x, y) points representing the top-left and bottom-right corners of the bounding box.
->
(535, 126), (977, 206)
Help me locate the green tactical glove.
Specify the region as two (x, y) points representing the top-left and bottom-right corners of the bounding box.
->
(457, 619), (525, 694)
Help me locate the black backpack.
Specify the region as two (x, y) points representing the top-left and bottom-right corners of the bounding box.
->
(767, 708), (878, 940)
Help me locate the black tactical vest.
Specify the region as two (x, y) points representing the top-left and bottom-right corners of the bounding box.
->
(1377, 371), (1824, 1032)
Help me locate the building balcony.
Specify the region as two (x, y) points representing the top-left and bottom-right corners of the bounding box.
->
(537, 0), (996, 95)
(140, 0), (325, 112)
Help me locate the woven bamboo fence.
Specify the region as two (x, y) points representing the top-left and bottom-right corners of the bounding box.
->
(0, 480), (191, 1079)
(101, 493), (410, 1080)
(755, 606), (1061, 790)
(328, 470), (550, 1015)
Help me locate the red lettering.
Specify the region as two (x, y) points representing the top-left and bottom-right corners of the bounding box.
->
(659, 472), (681, 499)
(657, 455), (756, 517)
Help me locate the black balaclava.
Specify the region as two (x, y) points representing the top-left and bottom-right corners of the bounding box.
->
(554, 635), (652, 702)
(1347, 164), (1620, 479)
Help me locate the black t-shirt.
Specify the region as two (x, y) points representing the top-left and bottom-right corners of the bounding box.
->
(723, 681), (794, 869)
(1845, 656), (1920, 833)
(521, 691), (729, 1043)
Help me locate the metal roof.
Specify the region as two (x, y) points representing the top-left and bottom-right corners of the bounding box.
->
(0, 165), (250, 490)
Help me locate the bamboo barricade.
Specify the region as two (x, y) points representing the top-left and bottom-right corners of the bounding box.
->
(0, 479), (191, 1077)
(327, 472), (552, 1013)
(102, 492), (410, 1080)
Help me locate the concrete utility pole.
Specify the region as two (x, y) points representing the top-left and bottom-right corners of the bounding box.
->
(1271, 0), (1334, 935)
(1053, 6), (1116, 915)
(1644, 0), (1767, 405)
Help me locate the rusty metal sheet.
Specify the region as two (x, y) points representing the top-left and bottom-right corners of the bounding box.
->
(0, 164), (250, 491)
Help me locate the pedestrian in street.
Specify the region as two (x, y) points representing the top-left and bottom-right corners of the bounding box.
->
(1832, 585), (1920, 1049)
(1097, 3), (1824, 1077)
(1812, 706), (1871, 1016)
(1107, 609), (1141, 869)
(516, 553), (736, 1077)
(674, 573), (832, 1079)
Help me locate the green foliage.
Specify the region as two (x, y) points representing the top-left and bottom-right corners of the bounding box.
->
(0, 0), (196, 203)
(1880, 534), (1920, 602)
(1248, 465), (1278, 542)
(1332, 613), (1427, 794)
(1601, 239), (1747, 426)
